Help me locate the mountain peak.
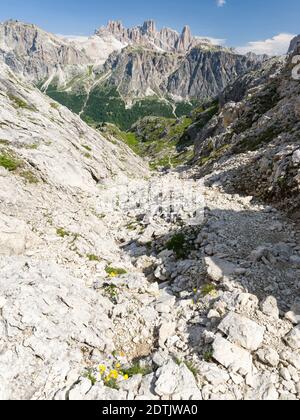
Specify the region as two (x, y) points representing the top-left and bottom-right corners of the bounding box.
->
(96, 19), (205, 53)
(142, 20), (156, 35)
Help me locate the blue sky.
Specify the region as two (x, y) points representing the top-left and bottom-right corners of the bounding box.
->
(0, 0), (299, 54)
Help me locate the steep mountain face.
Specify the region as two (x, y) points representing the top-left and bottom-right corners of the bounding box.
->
(288, 35), (300, 53)
(190, 48), (300, 218)
(102, 47), (181, 99)
(167, 47), (261, 100)
(0, 20), (90, 82)
(0, 62), (147, 189)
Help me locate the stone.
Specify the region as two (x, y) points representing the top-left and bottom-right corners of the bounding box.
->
(284, 325), (300, 350)
(199, 362), (230, 386)
(280, 351), (300, 370)
(158, 322), (177, 347)
(292, 149), (300, 164)
(205, 257), (237, 282)
(154, 360), (202, 400)
(245, 373), (279, 401)
(212, 336), (253, 375)
(218, 312), (265, 351)
(285, 299), (300, 325)
(260, 296), (280, 319)
(0, 214), (32, 256)
(256, 347), (280, 367)
(154, 291), (176, 314)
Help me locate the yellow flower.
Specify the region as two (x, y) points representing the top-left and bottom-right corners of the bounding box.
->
(98, 364), (106, 374)
(115, 363), (121, 369)
(123, 374), (129, 381)
(109, 272), (117, 278)
(109, 370), (119, 379)
(119, 351), (125, 357)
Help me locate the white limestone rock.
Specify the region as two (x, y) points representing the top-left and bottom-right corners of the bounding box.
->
(256, 347), (280, 367)
(260, 296), (280, 319)
(154, 359), (202, 400)
(218, 312), (265, 351)
(284, 325), (300, 350)
(205, 257), (237, 282)
(212, 336), (253, 375)
(199, 362), (230, 386)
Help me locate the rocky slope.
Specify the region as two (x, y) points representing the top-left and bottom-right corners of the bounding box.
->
(1, 48), (300, 400)
(189, 43), (300, 219)
(0, 20), (90, 82)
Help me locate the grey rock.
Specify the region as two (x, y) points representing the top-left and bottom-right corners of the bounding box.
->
(155, 359), (202, 400)
(218, 312), (265, 351)
(260, 296), (280, 319)
(284, 325), (300, 350)
(256, 347), (280, 367)
(212, 336), (253, 375)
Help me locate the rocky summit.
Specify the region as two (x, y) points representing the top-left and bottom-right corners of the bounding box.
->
(0, 11), (300, 401)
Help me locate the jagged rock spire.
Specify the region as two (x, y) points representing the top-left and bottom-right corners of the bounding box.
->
(176, 25), (192, 52)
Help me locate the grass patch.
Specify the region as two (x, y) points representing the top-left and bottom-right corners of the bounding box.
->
(20, 170), (39, 184)
(104, 284), (119, 303)
(203, 348), (214, 363)
(234, 126), (281, 154)
(50, 102), (59, 110)
(87, 254), (101, 262)
(82, 144), (92, 152)
(201, 283), (218, 297)
(56, 228), (71, 238)
(8, 94), (35, 110)
(105, 266), (127, 277)
(0, 139), (9, 145)
(121, 362), (152, 378)
(0, 153), (21, 171)
(184, 361), (198, 378)
(166, 233), (190, 259)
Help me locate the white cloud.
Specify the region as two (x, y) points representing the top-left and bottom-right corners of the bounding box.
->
(217, 0), (226, 7)
(197, 36), (226, 46)
(236, 33), (295, 56)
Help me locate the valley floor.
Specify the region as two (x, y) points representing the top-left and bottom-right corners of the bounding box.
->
(1, 164), (300, 400)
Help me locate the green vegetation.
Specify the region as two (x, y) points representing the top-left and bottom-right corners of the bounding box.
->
(203, 348), (214, 363)
(198, 144), (230, 167)
(84, 369), (97, 386)
(50, 102), (59, 110)
(0, 153), (21, 171)
(175, 101), (199, 117)
(166, 233), (191, 259)
(45, 84), (87, 114)
(0, 139), (9, 145)
(201, 283), (218, 297)
(25, 143), (39, 150)
(87, 254), (101, 262)
(105, 266), (127, 277)
(81, 86), (175, 130)
(104, 284), (119, 303)
(82, 144), (92, 152)
(56, 228), (71, 238)
(121, 362), (152, 378)
(8, 94), (34, 110)
(20, 170), (39, 184)
(235, 126), (281, 154)
(191, 100), (219, 125)
(184, 361), (198, 378)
